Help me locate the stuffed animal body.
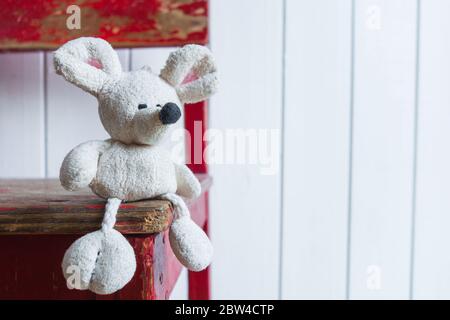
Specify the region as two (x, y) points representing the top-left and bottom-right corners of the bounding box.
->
(54, 37), (218, 295)
(62, 140), (180, 201)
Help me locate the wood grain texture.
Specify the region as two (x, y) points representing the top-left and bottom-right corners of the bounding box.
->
(282, 0), (352, 299)
(0, 52), (45, 178)
(0, 0), (208, 50)
(0, 174), (211, 235)
(0, 179), (172, 235)
(349, 0), (417, 299)
(412, 0), (450, 300)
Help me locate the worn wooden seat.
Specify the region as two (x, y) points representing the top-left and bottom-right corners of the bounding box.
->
(0, 180), (172, 235)
(0, 176), (211, 235)
(0, 175), (211, 299)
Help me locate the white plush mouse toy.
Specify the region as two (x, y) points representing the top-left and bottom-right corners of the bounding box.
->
(53, 37), (218, 295)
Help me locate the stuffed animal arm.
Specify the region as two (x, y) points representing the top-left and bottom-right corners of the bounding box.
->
(60, 140), (111, 191)
(174, 163), (202, 199)
(54, 37), (218, 295)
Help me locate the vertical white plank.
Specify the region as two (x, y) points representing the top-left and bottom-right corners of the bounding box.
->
(349, 0), (417, 299)
(131, 47), (185, 164)
(413, 0), (450, 299)
(209, 0), (283, 299)
(46, 49), (130, 177)
(282, 0), (352, 299)
(131, 47), (176, 71)
(0, 52), (45, 178)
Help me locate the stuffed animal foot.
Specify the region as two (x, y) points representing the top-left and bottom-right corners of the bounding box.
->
(62, 229), (136, 295)
(170, 216), (213, 271)
(161, 193), (213, 271)
(61, 198), (136, 295)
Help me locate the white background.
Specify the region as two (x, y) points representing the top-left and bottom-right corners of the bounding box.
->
(1, 0), (450, 299)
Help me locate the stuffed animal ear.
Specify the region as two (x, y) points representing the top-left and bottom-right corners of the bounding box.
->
(160, 45), (218, 104)
(54, 37), (122, 96)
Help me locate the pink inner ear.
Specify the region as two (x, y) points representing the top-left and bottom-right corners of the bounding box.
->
(181, 71), (198, 85)
(87, 58), (103, 70)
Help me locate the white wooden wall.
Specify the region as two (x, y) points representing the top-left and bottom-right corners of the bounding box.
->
(1, 0), (450, 299)
(282, 0), (352, 299)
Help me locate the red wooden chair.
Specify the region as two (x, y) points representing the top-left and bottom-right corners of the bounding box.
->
(0, 0), (212, 300)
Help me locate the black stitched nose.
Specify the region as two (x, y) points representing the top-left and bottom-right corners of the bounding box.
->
(159, 102), (181, 125)
(138, 104), (147, 110)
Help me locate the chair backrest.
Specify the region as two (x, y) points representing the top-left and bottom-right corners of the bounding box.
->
(0, 0), (210, 174)
(0, 0), (208, 50)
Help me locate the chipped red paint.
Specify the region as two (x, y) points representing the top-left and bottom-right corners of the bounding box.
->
(0, 0), (208, 50)
(84, 204), (105, 209)
(0, 0), (54, 43)
(91, 0), (159, 39)
(115, 233), (180, 300)
(118, 236), (157, 300)
(119, 204), (137, 209)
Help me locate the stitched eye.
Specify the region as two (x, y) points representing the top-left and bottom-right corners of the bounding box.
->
(138, 104), (147, 110)
(156, 104), (162, 108)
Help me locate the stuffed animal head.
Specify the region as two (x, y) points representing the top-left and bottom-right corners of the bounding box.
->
(54, 37), (218, 145)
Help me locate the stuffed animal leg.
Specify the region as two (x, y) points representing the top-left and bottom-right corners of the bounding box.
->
(59, 140), (135, 294)
(161, 193), (213, 271)
(62, 198), (136, 295)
